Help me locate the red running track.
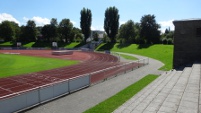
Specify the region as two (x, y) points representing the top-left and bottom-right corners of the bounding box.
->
(0, 50), (127, 99)
(0, 50), (143, 99)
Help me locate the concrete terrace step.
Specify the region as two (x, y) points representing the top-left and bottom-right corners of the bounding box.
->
(114, 63), (201, 113)
(113, 70), (179, 113)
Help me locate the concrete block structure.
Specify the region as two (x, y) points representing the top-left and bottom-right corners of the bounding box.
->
(173, 19), (201, 69)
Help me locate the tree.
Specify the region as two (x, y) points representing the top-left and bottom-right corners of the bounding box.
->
(161, 28), (174, 44)
(19, 25), (26, 42)
(11, 21), (20, 42)
(133, 22), (142, 44)
(21, 20), (37, 42)
(41, 25), (56, 42)
(50, 18), (58, 26)
(0, 21), (20, 42)
(93, 32), (99, 41)
(0, 21), (14, 41)
(102, 33), (110, 43)
(58, 19), (73, 42)
(165, 28), (170, 34)
(71, 27), (83, 42)
(140, 14), (160, 44)
(118, 20), (135, 44)
(80, 8), (92, 43)
(104, 6), (119, 43)
(41, 18), (58, 42)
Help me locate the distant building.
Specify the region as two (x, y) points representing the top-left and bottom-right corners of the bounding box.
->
(91, 30), (104, 38)
(173, 19), (201, 69)
(88, 30), (105, 41)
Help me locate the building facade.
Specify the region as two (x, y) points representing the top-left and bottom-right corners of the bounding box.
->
(173, 19), (201, 69)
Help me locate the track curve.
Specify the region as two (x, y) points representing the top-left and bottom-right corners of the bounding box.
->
(0, 50), (121, 98)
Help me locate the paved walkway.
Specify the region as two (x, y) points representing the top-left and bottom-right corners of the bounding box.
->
(25, 53), (164, 113)
(114, 63), (201, 113)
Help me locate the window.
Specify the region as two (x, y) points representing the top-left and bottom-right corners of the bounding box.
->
(196, 27), (201, 37)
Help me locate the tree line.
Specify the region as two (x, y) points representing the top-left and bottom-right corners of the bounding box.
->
(0, 18), (83, 43)
(117, 15), (173, 44)
(0, 6), (173, 45)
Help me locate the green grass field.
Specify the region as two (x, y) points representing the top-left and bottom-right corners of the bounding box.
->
(0, 54), (78, 78)
(97, 43), (173, 70)
(84, 74), (158, 113)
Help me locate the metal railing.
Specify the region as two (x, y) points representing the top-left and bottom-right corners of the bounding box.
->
(90, 58), (149, 85)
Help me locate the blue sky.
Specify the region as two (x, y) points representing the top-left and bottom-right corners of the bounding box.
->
(0, 0), (201, 32)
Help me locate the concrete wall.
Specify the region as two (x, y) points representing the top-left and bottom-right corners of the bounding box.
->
(0, 76), (88, 113)
(173, 19), (201, 69)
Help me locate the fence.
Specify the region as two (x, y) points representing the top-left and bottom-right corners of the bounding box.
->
(0, 58), (149, 113)
(90, 58), (148, 84)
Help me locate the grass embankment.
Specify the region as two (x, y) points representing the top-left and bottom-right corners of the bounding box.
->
(0, 42), (13, 47)
(22, 42), (82, 48)
(0, 54), (78, 78)
(84, 74), (158, 113)
(97, 43), (173, 70)
(0, 41), (83, 48)
(118, 53), (138, 60)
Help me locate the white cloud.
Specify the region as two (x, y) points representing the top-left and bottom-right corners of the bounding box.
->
(120, 21), (126, 25)
(23, 16), (50, 26)
(23, 17), (29, 21)
(91, 26), (96, 30)
(32, 16), (50, 26)
(70, 20), (76, 25)
(0, 13), (20, 25)
(159, 19), (175, 33)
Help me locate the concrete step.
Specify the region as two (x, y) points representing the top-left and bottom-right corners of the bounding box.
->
(114, 63), (201, 113)
(177, 63), (200, 113)
(113, 70), (178, 113)
(156, 67), (192, 113)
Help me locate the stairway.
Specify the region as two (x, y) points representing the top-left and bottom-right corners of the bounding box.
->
(114, 63), (201, 113)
